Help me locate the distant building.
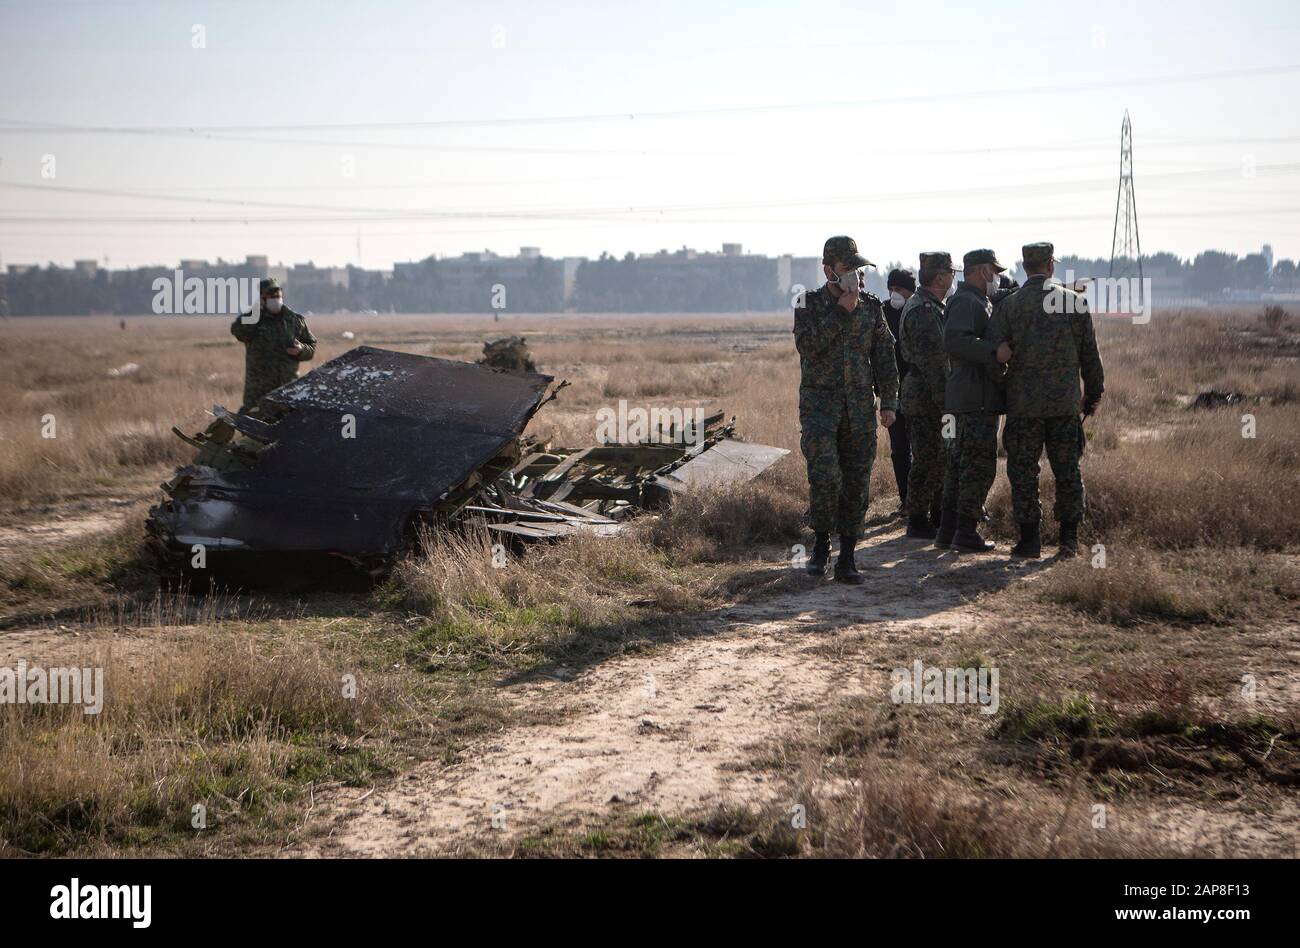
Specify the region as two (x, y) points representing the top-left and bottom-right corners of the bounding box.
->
(289, 262), (350, 290)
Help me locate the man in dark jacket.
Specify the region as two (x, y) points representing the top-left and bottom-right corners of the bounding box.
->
(897, 252), (957, 539)
(939, 250), (1012, 552)
(883, 268), (916, 517)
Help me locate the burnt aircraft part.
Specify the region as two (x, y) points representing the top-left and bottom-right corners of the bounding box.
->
(149, 346), (789, 585)
(467, 415), (790, 535)
(148, 346), (553, 566)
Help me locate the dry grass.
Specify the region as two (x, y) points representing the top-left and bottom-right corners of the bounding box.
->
(1, 306), (1297, 857)
(1034, 548), (1300, 625)
(0, 631), (405, 855)
(745, 755), (1177, 858)
(387, 479), (806, 672)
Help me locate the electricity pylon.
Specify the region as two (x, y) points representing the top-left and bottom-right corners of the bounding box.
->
(1109, 110), (1142, 281)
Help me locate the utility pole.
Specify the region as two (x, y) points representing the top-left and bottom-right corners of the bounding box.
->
(1109, 110), (1142, 282)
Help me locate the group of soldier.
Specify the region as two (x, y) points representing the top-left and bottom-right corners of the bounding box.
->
(229, 251), (1104, 590)
(794, 235), (1104, 584)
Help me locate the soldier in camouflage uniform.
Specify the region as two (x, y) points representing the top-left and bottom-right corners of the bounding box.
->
(941, 249), (1013, 552)
(897, 252), (958, 540)
(987, 242), (1104, 558)
(479, 335), (537, 372)
(794, 236), (900, 584)
(230, 278), (317, 413)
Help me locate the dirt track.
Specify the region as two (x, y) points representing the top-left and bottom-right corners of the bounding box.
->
(293, 523), (1040, 856)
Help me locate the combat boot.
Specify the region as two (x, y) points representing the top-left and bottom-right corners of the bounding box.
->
(1058, 522), (1080, 558)
(906, 512), (937, 540)
(1010, 520), (1041, 558)
(806, 533), (830, 576)
(833, 535), (863, 584)
(951, 514), (996, 553)
(935, 508), (957, 548)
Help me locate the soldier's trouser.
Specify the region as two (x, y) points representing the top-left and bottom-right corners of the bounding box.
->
(903, 407), (944, 517)
(941, 413), (1000, 519)
(800, 412), (877, 539)
(887, 411), (911, 507)
(1002, 415), (1085, 524)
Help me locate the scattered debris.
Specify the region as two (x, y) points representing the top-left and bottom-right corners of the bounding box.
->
(147, 345), (786, 576)
(1189, 390), (1258, 410)
(479, 335), (536, 372)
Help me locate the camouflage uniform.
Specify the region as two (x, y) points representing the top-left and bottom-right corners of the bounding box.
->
(941, 250), (1008, 520)
(230, 282), (317, 411)
(794, 245), (900, 540)
(987, 243), (1105, 525)
(897, 255), (954, 519)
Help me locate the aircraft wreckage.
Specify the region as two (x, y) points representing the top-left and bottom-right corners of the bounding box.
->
(146, 345), (787, 575)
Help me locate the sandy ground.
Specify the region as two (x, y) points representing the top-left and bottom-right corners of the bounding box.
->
(292, 523), (1041, 856)
(0, 506), (132, 556)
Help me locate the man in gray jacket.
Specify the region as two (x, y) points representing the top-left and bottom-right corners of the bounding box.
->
(939, 249), (1013, 551)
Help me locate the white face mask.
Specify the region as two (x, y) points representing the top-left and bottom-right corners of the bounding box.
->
(944, 281), (957, 299)
(889, 291), (905, 309)
(836, 270), (860, 294)
(264, 297), (284, 314)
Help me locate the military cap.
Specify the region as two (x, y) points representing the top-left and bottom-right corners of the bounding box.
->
(963, 249), (1006, 272)
(1022, 242), (1055, 268)
(887, 268), (916, 292)
(259, 277), (282, 295)
(822, 235), (873, 269)
(919, 251), (957, 272)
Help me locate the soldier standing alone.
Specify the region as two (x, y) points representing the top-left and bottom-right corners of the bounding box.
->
(897, 252), (958, 539)
(940, 250), (1013, 551)
(987, 242), (1104, 558)
(794, 236), (900, 584)
(230, 278), (317, 413)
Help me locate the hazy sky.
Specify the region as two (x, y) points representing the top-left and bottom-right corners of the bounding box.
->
(2, 0), (1299, 270)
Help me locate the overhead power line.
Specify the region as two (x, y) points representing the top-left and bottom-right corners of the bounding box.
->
(0, 63), (1296, 133)
(2, 162), (1297, 224)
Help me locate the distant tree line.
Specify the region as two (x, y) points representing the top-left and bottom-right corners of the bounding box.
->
(2, 248), (1296, 316)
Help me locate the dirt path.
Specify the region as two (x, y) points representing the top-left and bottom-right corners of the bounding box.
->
(295, 525), (1037, 856)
